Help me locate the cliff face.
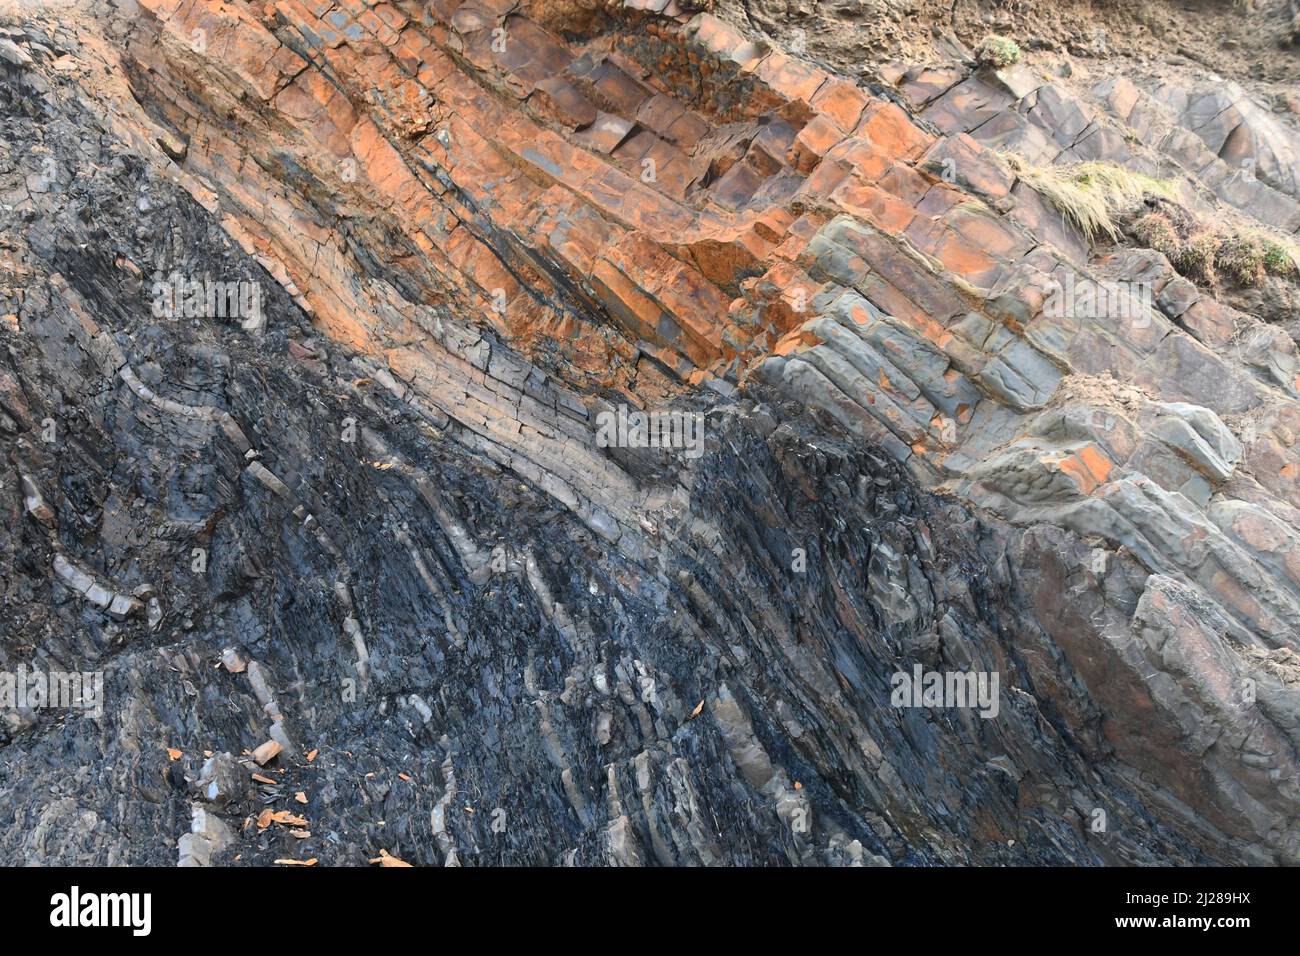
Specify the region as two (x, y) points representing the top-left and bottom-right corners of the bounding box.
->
(0, 0), (1297, 866)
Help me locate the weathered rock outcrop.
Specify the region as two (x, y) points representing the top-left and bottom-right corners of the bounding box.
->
(0, 0), (1296, 865)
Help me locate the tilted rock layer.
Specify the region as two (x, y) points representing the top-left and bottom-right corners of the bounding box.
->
(0, 0), (1297, 865)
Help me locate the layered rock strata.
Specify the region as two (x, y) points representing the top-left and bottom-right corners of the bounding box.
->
(0, 0), (1296, 865)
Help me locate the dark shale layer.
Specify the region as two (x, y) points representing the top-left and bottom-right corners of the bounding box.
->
(0, 0), (1297, 866)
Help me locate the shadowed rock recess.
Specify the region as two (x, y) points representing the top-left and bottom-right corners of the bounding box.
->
(0, 0), (1297, 867)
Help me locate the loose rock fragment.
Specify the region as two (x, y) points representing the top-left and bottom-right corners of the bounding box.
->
(251, 741), (282, 767)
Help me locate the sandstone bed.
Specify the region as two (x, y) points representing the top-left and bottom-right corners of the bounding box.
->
(0, 0), (1297, 866)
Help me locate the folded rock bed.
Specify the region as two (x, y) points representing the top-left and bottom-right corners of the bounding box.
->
(0, 0), (1296, 866)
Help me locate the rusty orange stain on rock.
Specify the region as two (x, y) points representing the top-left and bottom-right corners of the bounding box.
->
(1054, 444), (1115, 495)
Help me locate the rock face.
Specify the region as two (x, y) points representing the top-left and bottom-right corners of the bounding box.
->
(0, 0), (1296, 865)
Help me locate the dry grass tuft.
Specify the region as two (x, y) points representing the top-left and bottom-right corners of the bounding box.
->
(1214, 234), (1266, 286)
(1255, 233), (1300, 278)
(1130, 211), (1181, 259)
(1128, 207), (1300, 288)
(1176, 230), (1222, 285)
(977, 35), (1022, 68)
(1006, 156), (1178, 243)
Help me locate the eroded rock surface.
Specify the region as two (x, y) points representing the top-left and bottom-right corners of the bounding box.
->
(0, 0), (1296, 865)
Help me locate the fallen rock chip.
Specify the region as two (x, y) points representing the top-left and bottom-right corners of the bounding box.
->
(252, 740), (282, 766)
(20, 475), (55, 525)
(197, 752), (243, 805)
(369, 849), (412, 867)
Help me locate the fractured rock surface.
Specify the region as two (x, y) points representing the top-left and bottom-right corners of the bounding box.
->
(0, 0), (1296, 865)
